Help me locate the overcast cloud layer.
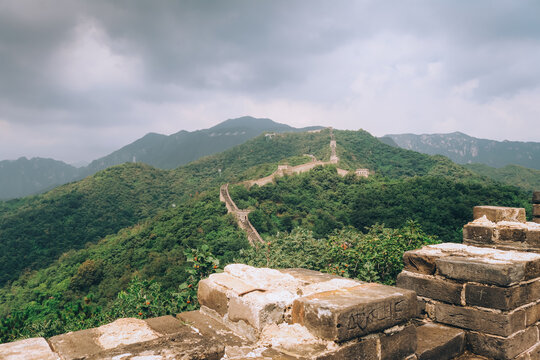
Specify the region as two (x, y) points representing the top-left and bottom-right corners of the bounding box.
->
(1, 0), (539, 163)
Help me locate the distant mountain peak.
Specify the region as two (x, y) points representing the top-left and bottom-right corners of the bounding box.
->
(385, 132), (540, 169)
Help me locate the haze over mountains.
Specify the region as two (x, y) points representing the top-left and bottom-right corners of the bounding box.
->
(0, 117), (321, 200)
(2, 117), (539, 200)
(383, 132), (540, 170)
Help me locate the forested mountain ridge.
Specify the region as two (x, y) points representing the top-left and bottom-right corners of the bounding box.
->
(383, 131), (540, 169)
(0, 157), (79, 200)
(464, 163), (540, 192)
(0, 127), (533, 342)
(0, 117), (322, 200)
(83, 116), (322, 174)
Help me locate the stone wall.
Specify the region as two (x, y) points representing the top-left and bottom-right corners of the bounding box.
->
(534, 191), (540, 224)
(462, 205), (540, 252)
(397, 202), (540, 360)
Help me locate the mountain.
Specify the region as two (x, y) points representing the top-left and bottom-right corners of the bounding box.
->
(0, 157), (79, 200)
(464, 163), (540, 192)
(0, 127), (532, 342)
(0, 117), (321, 200)
(383, 132), (540, 169)
(82, 116), (322, 176)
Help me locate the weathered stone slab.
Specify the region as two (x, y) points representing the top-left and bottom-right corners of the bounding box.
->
(436, 252), (540, 287)
(497, 223), (527, 242)
(433, 302), (525, 337)
(403, 249), (442, 275)
(463, 222), (495, 244)
(526, 228), (540, 248)
(415, 323), (465, 360)
(514, 340), (540, 360)
(314, 336), (379, 360)
(534, 204), (540, 217)
(228, 289), (293, 331)
(0, 337), (59, 360)
(473, 206), (526, 223)
(465, 281), (540, 311)
(49, 328), (101, 360)
(177, 310), (248, 347)
(291, 283), (417, 342)
(144, 315), (185, 336)
(397, 270), (463, 305)
(466, 326), (539, 360)
(49, 318), (160, 359)
(380, 324), (417, 360)
(523, 301), (540, 327)
(403, 243), (540, 281)
(534, 191), (540, 204)
(85, 325), (225, 360)
(279, 268), (350, 285)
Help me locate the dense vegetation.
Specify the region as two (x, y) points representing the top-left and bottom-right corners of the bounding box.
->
(229, 166), (530, 243)
(0, 193), (247, 341)
(0, 163), (181, 286)
(237, 222), (439, 285)
(0, 127), (533, 343)
(465, 163), (540, 192)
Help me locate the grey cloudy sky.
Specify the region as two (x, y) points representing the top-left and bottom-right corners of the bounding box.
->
(1, 0), (539, 163)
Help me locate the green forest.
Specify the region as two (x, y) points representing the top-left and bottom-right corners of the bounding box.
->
(0, 128), (534, 342)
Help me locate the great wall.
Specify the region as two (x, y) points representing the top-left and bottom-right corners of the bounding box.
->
(2, 133), (540, 359)
(219, 129), (369, 247)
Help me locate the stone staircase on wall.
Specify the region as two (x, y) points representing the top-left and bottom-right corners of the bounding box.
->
(220, 183), (264, 245)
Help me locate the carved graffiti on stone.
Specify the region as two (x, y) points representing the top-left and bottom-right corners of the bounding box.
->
(345, 299), (405, 331)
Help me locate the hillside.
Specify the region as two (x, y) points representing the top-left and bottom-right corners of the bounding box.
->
(0, 117), (321, 200)
(464, 163), (540, 192)
(384, 131), (540, 169)
(0, 127), (533, 342)
(0, 163), (178, 286)
(0, 157), (79, 200)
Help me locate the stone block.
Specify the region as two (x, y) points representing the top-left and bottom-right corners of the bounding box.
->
(465, 281), (540, 311)
(466, 326), (539, 360)
(433, 302), (525, 337)
(279, 268), (349, 285)
(228, 289), (292, 331)
(513, 341), (540, 360)
(49, 328), (101, 360)
(534, 204), (540, 216)
(49, 318), (160, 359)
(144, 315), (184, 336)
(403, 249), (440, 275)
(197, 277), (230, 316)
(314, 336), (379, 360)
(291, 283), (417, 342)
(534, 191), (540, 204)
(86, 325), (225, 360)
(177, 310), (248, 347)
(523, 301), (540, 327)
(463, 223), (494, 244)
(473, 206), (526, 223)
(526, 228), (540, 247)
(397, 270), (463, 305)
(415, 323), (465, 360)
(0, 337), (59, 360)
(497, 225), (527, 242)
(380, 324), (417, 360)
(436, 254), (540, 287)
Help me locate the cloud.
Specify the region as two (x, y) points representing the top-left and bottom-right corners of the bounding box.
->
(0, 0), (539, 162)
